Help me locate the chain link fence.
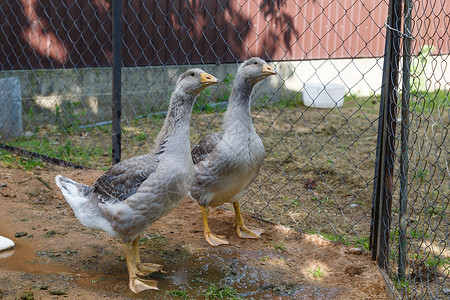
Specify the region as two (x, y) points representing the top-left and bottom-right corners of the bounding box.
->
(0, 1), (448, 298)
(370, 0), (450, 299)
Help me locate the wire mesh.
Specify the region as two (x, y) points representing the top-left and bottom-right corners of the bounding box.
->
(0, 1), (448, 298)
(372, 0), (450, 299)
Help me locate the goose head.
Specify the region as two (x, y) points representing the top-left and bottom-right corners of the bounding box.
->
(175, 68), (220, 97)
(238, 57), (277, 85)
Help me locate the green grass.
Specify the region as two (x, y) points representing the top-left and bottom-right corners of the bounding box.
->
(204, 285), (244, 300)
(307, 231), (350, 246)
(412, 167), (428, 181)
(8, 135), (109, 167)
(410, 89), (450, 114)
(273, 240), (287, 251)
(311, 196), (332, 204)
(392, 276), (411, 294)
(355, 237), (370, 251)
(165, 290), (193, 299)
(0, 150), (44, 170)
(309, 266), (325, 279)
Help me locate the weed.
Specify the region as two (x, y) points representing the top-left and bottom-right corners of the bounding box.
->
(392, 276), (411, 294)
(165, 290), (193, 299)
(91, 277), (106, 284)
(20, 291), (34, 300)
(139, 233), (167, 247)
(310, 266), (325, 279)
(311, 196), (331, 204)
(283, 196), (299, 207)
(274, 240), (286, 251)
(309, 231), (350, 246)
(135, 133), (147, 142)
(355, 237), (370, 251)
(0, 150), (44, 170)
(204, 284), (243, 300)
(259, 255), (269, 261)
(413, 168), (428, 181)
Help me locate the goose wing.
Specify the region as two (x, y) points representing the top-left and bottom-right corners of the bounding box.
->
(92, 154), (159, 204)
(191, 132), (224, 165)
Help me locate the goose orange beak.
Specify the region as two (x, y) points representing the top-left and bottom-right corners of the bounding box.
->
(262, 64), (277, 76)
(200, 73), (220, 86)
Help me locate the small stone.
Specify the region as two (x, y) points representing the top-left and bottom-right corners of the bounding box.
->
(50, 290), (66, 295)
(436, 267), (448, 278)
(347, 248), (363, 255)
(0, 236), (14, 252)
(23, 131), (34, 138)
(350, 204), (358, 208)
(148, 270), (165, 279)
(15, 232), (27, 238)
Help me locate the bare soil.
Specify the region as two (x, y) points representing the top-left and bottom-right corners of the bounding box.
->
(0, 163), (388, 299)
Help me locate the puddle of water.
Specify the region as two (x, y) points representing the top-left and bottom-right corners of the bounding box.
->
(0, 249), (14, 259)
(0, 225), (340, 299)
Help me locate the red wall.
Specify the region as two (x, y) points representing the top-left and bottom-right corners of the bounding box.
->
(0, 0), (448, 70)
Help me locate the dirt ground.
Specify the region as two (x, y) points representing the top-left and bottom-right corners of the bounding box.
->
(0, 163), (388, 299)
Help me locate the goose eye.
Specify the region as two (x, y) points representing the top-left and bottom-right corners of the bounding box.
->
(253, 61), (258, 65)
(190, 72), (195, 77)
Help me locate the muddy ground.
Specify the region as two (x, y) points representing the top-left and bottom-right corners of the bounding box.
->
(0, 163), (388, 299)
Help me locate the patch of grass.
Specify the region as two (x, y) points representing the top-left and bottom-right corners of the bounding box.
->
(193, 74), (233, 114)
(311, 196), (332, 205)
(204, 285), (243, 300)
(392, 276), (411, 294)
(165, 290), (193, 299)
(274, 240), (286, 251)
(8, 136), (108, 167)
(412, 167), (428, 181)
(410, 89), (450, 114)
(315, 232), (350, 246)
(255, 91), (302, 110)
(20, 291), (34, 300)
(55, 102), (87, 132)
(134, 132), (147, 142)
(355, 237), (370, 251)
(271, 240), (286, 251)
(0, 150), (44, 170)
(139, 233), (167, 247)
(283, 196), (299, 207)
(259, 255), (269, 261)
(309, 266), (325, 279)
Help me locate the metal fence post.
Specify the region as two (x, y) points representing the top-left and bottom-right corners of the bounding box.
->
(112, 0), (122, 164)
(398, 0), (412, 280)
(370, 0), (402, 268)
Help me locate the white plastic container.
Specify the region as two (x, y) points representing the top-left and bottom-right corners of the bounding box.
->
(302, 82), (345, 108)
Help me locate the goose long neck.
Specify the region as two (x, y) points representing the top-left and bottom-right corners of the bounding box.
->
(154, 89), (194, 148)
(224, 75), (254, 127)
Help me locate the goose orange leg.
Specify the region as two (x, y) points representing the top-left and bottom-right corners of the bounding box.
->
(233, 202), (264, 239)
(201, 206), (230, 246)
(130, 236), (164, 276)
(123, 238), (158, 293)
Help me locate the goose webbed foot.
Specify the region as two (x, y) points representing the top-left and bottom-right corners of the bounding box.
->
(233, 202), (264, 240)
(129, 276), (158, 293)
